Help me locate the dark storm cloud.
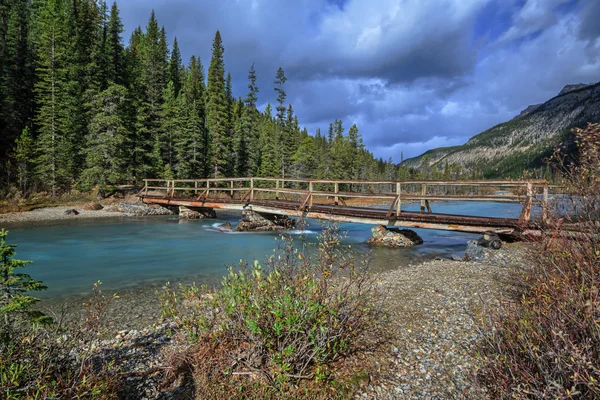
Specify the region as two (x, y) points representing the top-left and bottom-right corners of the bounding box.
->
(578, 0), (600, 42)
(117, 0), (600, 161)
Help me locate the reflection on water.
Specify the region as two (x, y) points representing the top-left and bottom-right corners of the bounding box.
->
(5, 201), (522, 297)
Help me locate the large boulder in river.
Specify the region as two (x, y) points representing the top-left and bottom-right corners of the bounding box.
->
(366, 225), (423, 248)
(178, 206), (217, 219)
(464, 232), (503, 262)
(234, 210), (294, 232)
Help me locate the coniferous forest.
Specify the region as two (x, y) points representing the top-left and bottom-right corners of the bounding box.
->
(0, 0), (397, 196)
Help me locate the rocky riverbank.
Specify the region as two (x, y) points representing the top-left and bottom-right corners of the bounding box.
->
(0, 202), (173, 224)
(36, 240), (528, 399)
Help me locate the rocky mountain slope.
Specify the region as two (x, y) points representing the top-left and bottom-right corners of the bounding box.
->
(401, 82), (600, 177)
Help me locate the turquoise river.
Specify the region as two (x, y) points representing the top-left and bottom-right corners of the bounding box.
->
(4, 201), (523, 297)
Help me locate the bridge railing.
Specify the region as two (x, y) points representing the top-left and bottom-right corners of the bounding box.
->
(140, 177), (553, 222)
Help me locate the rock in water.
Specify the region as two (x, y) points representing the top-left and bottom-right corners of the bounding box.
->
(178, 206), (217, 219)
(64, 209), (79, 215)
(217, 222), (233, 231)
(464, 233), (503, 262)
(477, 232), (502, 249)
(234, 210), (294, 231)
(366, 225), (423, 248)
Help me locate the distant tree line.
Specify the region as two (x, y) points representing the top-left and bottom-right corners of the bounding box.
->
(0, 0), (399, 196)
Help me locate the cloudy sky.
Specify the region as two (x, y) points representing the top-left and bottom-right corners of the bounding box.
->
(118, 0), (600, 162)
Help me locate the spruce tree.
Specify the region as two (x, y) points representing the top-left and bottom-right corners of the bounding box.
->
(1, 0), (34, 162)
(160, 81), (178, 171)
(80, 83), (129, 189)
(274, 66), (287, 124)
(1, 229), (50, 344)
(106, 1), (125, 85)
(14, 126), (34, 194)
(206, 30), (229, 177)
(168, 36), (183, 97)
(244, 64), (260, 175)
(33, 0), (76, 195)
(136, 10), (167, 177)
(174, 56), (206, 178)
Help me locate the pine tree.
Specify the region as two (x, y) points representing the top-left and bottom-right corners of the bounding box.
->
(233, 98), (249, 177)
(33, 0), (76, 195)
(136, 10), (167, 177)
(14, 126), (34, 194)
(168, 36), (183, 96)
(206, 30), (229, 177)
(174, 56), (206, 178)
(1, 229), (50, 344)
(292, 136), (316, 178)
(244, 64), (260, 175)
(274, 66), (287, 124)
(81, 83), (130, 188)
(160, 81), (178, 170)
(106, 1), (125, 85)
(259, 118), (280, 177)
(1, 0), (34, 163)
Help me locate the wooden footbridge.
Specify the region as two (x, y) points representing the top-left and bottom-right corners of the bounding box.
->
(138, 177), (553, 237)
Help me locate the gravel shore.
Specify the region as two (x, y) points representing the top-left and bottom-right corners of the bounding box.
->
(37, 241), (527, 399)
(359, 242), (527, 399)
(0, 203), (174, 224)
(0, 206), (124, 223)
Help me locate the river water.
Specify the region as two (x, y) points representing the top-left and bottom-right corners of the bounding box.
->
(5, 201), (523, 298)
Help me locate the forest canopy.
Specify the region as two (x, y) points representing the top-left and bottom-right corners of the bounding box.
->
(0, 0), (400, 196)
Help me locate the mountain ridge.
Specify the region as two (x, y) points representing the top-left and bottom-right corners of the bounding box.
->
(401, 82), (600, 178)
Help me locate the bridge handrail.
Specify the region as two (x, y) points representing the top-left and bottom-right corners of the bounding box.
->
(142, 177), (550, 186)
(139, 176), (554, 222)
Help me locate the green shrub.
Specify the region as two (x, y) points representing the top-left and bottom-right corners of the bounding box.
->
(0, 231), (120, 399)
(162, 222), (388, 397)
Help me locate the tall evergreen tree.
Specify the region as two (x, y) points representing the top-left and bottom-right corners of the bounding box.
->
(135, 10), (167, 177)
(80, 83), (129, 188)
(1, 0), (34, 164)
(206, 30), (229, 178)
(168, 36), (183, 97)
(274, 66), (287, 124)
(106, 1), (125, 85)
(33, 0), (76, 195)
(174, 56), (207, 178)
(244, 64), (260, 174)
(14, 127), (34, 194)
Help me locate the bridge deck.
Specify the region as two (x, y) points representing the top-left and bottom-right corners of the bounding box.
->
(139, 177), (552, 236)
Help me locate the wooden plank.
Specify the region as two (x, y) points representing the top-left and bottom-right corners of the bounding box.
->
(299, 192), (311, 211)
(396, 182), (401, 215)
(387, 195), (399, 218)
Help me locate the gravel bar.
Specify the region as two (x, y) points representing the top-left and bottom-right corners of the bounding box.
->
(358, 242), (527, 399)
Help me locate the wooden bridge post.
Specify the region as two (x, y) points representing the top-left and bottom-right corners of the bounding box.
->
(250, 178), (254, 201)
(396, 182), (401, 215)
(206, 180), (210, 199)
(309, 181), (314, 208)
(519, 182), (534, 222)
(542, 185), (549, 223)
(420, 184), (427, 213)
(334, 182), (339, 205)
(194, 181), (198, 195)
(230, 180), (234, 198)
